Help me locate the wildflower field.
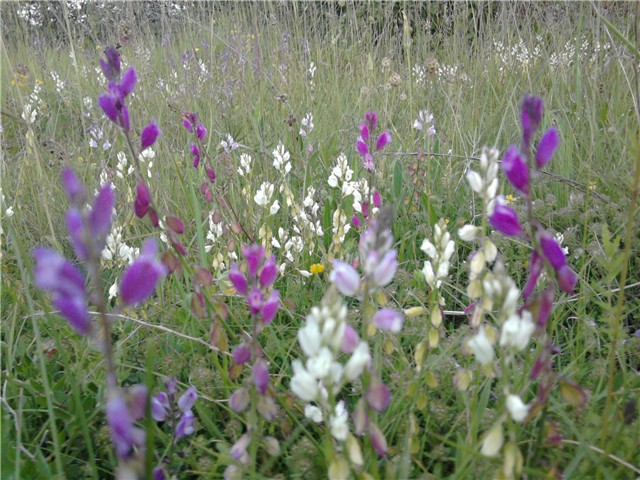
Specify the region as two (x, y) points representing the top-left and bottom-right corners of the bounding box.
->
(1, 2), (639, 479)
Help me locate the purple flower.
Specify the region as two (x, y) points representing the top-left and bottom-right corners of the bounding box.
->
(119, 239), (168, 306)
(205, 166), (216, 183)
(368, 422), (388, 456)
(229, 263), (248, 295)
(261, 290), (280, 324)
(127, 384), (148, 420)
(152, 467), (166, 480)
(51, 295), (92, 336)
(107, 392), (142, 459)
(536, 127), (559, 169)
(363, 153), (375, 172)
(178, 386), (198, 412)
(243, 244), (265, 277)
(230, 387), (250, 412)
(365, 111), (377, 131)
(183, 119), (193, 132)
(490, 203), (523, 237)
(521, 95), (543, 148)
(252, 360), (269, 394)
(376, 131), (391, 150)
(98, 94), (118, 122)
(100, 46), (121, 82)
(359, 122), (369, 141)
(539, 233), (566, 270)
(141, 119), (161, 150)
(557, 265), (577, 294)
(370, 250), (398, 287)
(62, 167), (86, 204)
(372, 308), (404, 332)
(366, 378), (391, 412)
(356, 137), (369, 156)
(330, 260), (360, 296)
(373, 191), (382, 208)
(151, 392), (169, 421)
(175, 410), (195, 439)
(119, 67), (137, 97)
(502, 145), (529, 195)
(90, 185), (115, 241)
(196, 123), (207, 141)
(247, 288), (264, 315)
(523, 250), (544, 299)
(230, 433), (251, 461)
(352, 216), (361, 228)
(259, 255), (278, 288)
(66, 209), (88, 261)
(537, 288), (555, 328)
(341, 325), (359, 353)
(233, 343), (252, 365)
(134, 181), (151, 218)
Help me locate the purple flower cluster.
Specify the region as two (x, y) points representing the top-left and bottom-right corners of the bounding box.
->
(33, 168), (114, 335)
(182, 111), (216, 201)
(106, 385), (148, 459)
(356, 111), (391, 172)
(491, 95), (576, 295)
(228, 245), (280, 417)
(151, 377), (197, 440)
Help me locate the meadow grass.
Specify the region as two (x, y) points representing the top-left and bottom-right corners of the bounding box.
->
(1, 2), (639, 479)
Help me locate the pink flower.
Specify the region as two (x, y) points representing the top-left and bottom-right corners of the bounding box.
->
(120, 239), (168, 306)
(141, 119), (161, 150)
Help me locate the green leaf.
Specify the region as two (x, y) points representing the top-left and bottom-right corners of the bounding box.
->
(393, 159), (403, 201)
(421, 192), (438, 227)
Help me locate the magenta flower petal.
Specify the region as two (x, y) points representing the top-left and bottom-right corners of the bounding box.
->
(366, 378), (391, 412)
(141, 119), (161, 150)
(359, 122), (369, 141)
(229, 263), (248, 295)
(368, 422), (388, 456)
(521, 95), (543, 147)
(233, 343), (252, 365)
(502, 145), (529, 195)
(119, 67), (137, 97)
(62, 167), (87, 204)
(259, 255), (278, 288)
(52, 295), (91, 336)
(537, 288), (555, 328)
(252, 360), (269, 394)
(100, 46), (121, 81)
(365, 111), (378, 131)
(134, 181), (151, 218)
(33, 248), (85, 298)
(557, 265), (577, 294)
(151, 394), (168, 421)
(205, 166), (216, 183)
(183, 120), (193, 132)
(341, 325), (359, 353)
(372, 308), (404, 332)
(106, 393), (136, 459)
(535, 127), (559, 169)
(247, 288), (264, 316)
(119, 105), (130, 132)
(376, 131), (391, 151)
(261, 290), (280, 324)
(120, 239), (167, 306)
(98, 95), (118, 122)
(356, 138), (369, 157)
(242, 244), (265, 277)
(523, 250), (543, 299)
(373, 191), (382, 208)
(196, 123), (207, 141)
(539, 233), (566, 270)
(490, 204), (522, 237)
(329, 260), (360, 296)
(66, 209), (88, 261)
(90, 185), (115, 240)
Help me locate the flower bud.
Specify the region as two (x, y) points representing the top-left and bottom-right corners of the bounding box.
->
(329, 260), (360, 296)
(535, 126), (559, 169)
(502, 145), (529, 195)
(490, 203), (522, 237)
(141, 119), (161, 150)
(372, 308), (404, 332)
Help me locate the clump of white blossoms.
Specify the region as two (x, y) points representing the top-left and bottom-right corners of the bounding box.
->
(291, 289), (371, 442)
(272, 141), (291, 175)
(237, 153), (252, 177)
(299, 112), (314, 138)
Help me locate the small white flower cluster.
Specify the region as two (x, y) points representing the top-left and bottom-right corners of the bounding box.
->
(412, 64), (426, 86)
(237, 153), (252, 177)
(327, 153), (371, 214)
(204, 211), (237, 271)
(50, 71), (65, 93)
(299, 112), (314, 138)
(290, 187), (324, 254)
(22, 83), (43, 125)
(138, 148), (155, 179)
(272, 141), (291, 175)
(307, 62), (317, 89)
(116, 152), (134, 178)
(271, 227), (303, 267)
(254, 181), (280, 215)
(101, 226), (139, 267)
(291, 291), (370, 442)
(0, 188), (15, 256)
(465, 146), (500, 216)
(421, 219), (455, 290)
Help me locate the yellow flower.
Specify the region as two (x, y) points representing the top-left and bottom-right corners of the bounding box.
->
(310, 263), (325, 275)
(588, 181), (596, 191)
(505, 194), (516, 204)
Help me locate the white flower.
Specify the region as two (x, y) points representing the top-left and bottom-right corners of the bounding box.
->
(221, 133), (238, 153)
(420, 239), (436, 259)
(500, 311), (535, 351)
(254, 182), (274, 207)
(466, 169), (483, 193)
(298, 318), (321, 356)
(506, 394), (529, 423)
(343, 341), (371, 382)
(108, 281), (119, 300)
(330, 401), (349, 441)
(273, 142), (291, 174)
(238, 153), (252, 176)
(304, 404), (323, 423)
(5, 206), (14, 217)
(413, 109), (435, 134)
(291, 360), (319, 402)
(458, 224), (479, 242)
(270, 200), (280, 215)
(468, 327), (494, 365)
(480, 422), (504, 457)
(307, 347), (333, 379)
